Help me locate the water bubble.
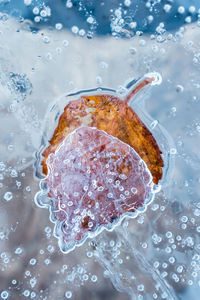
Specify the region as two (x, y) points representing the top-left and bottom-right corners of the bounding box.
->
(33, 7), (39, 15)
(0, 162), (5, 171)
(137, 284), (144, 291)
(40, 10), (47, 17)
(83, 274), (89, 281)
(96, 76), (102, 85)
(63, 40), (69, 47)
(71, 26), (79, 34)
(30, 278), (37, 288)
(170, 148), (177, 155)
(169, 257), (175, 264)
(47, 245), (55, 253)
(150, 120), (158, 129)
(185, 16), (192, 24)
(0, 291), (9, 299)
(23, 290), (30, 297)
(24, 0), (32, 5)
(44, 258), (51, 265)
(181, 216), (188, 223)
(166, 231), (172, 239)
(129, 47), (137, 55)
(163, 4), (171, 13)
(3, 192), (13, 202)
(8, 72), (32, 102)
(189, 6), (196, 14)
(176, 85), (184, 93)
(130, 22), (137, 29)
(10, 169), (18, 178)
(43, 36), (50, 44)
(55, 23), (63, 30)
(124, 0), (131, 7)
(15, 247), (23, 254)
(87, 16), (95, 24)
(91, 275), (98, 282)
(65, 291), (72, 299)
(66, 0), (73, 8)
(45, 226), (51, 234)
(153, 261), (159, 269)
(178, 6), (185, 14)
(29, 258), (36, 265)
(79, 29), (86, 37)
(30, 292), (36, 298)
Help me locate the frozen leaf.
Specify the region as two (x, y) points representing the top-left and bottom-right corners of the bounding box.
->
(46, 126), (153, 252)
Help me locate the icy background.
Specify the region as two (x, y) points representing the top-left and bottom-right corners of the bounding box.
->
(1, 1), (200, 299)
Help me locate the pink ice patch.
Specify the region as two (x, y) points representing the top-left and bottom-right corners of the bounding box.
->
(46, 126), (154, 252)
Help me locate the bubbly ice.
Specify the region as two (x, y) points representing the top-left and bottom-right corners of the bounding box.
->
(42, 126), (154, 253)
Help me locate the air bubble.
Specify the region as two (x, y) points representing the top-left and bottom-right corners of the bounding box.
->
(40, 10), (47, 17)
(194, 209), (200, 217)
(23, 290), (30, 297)
(0, 291), (9, 299)
(170, 148), (177, 155)
(44, 258), (51, 265)
(55, 23), (63, 30)
(129, 47), (137, 54)
(63, 40), (69, 47)
(137, 284), (144, 291)
(79, 29), (85, 37)
(124, 0), (131, 7)
(66, 0), (73, 8)
(45, 226), (51, 234)
(3, 192), (13, 202)
(96, 76), (102, 85)
(169, 257), (175, 264)
(87, 16), (95, 24)
(30, 278), (37, 288)
(189, 6), (196, 14)
(163, 4), (171, 13)
(33, 7), (39, 15)
(181, 216), (188, 223)
(91, 275), (98, 282)
(176, 85), (184, 93)
(178, 6), (185, 14)
(185, 16), (192, 24)
(24, 0), (32, 5)
(65, 291), (72, 299)
(150, 120), (158, 129)
(30, 292), (36, 298)
(29, 258), (36, 265)
(71, 26), (79, 34)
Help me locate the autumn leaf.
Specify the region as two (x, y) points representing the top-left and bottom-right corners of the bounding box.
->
(42, 77), (163, 184)
(41, 76), (164, 251)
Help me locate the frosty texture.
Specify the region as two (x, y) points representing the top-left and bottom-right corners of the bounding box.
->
(46, 126), (154, 252)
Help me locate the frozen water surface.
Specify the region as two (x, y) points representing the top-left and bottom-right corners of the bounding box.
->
(0, 1), (200, 299)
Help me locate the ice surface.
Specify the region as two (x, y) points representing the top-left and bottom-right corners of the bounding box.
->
(0, 4), (200, 299)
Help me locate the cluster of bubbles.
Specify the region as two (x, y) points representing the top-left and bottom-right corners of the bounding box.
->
(89, 194), (200, 299)
(7, 72), (32, 103)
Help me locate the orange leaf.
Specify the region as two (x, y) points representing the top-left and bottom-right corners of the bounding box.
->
(42, 77), (163, 184)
